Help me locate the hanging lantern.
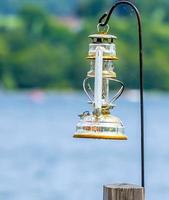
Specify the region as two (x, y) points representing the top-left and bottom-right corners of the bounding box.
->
(73, 26), (127, 140)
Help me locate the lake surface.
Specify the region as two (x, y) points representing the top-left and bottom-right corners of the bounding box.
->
(0, 91), (168, 200)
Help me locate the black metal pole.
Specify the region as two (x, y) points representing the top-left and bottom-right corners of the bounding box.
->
(99, 1), (145, 188)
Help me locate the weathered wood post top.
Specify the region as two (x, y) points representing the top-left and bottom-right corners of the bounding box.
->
(103, 184), (144, 200)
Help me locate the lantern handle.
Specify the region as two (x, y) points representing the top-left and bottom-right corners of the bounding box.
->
(99, 0), (145, 188)
(83, 77), (94, 103)
(109, 78), (124, 104)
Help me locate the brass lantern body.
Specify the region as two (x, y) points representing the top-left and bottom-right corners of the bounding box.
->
(75, 114), (126, 140)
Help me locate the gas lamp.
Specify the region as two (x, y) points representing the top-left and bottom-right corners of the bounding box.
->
(74, 25), (127, 140)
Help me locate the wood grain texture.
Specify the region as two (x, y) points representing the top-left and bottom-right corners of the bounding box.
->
(103, 184), (144, 200)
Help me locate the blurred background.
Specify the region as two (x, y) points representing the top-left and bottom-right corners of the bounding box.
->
(0, 0), (168, 200)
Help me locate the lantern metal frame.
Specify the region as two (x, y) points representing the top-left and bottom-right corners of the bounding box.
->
(98, 0), (145, 188)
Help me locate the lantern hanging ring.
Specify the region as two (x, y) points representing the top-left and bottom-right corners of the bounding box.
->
(99, 0), (145, 188)
(97, 23), (109, 34)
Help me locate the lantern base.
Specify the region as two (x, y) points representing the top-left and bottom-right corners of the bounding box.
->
(74, 113), (127, 140)
(74, 133), (127, 140)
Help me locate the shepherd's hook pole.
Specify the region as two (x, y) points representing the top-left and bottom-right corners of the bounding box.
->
(99, 0), (145, 188)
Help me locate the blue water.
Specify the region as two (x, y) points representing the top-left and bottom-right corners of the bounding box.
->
(0, 91), (168, 200)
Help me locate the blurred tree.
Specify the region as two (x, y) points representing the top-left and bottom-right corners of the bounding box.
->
(12, 42), (72, 89)
(19, 5), (48, 38)
(76, 0), (109, 18)
(0, 1), (168, 91)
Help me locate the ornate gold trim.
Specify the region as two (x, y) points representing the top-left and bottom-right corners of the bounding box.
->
(73, 133), (128, 140)
(86, 55), (118, 60)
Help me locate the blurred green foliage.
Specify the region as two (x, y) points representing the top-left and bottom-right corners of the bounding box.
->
(0, 0), (168, 90)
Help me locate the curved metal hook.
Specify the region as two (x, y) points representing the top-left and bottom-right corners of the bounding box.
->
(98, 0), (145, 188)
(99, 12), (108, 25)
(99, 1), (140, 27)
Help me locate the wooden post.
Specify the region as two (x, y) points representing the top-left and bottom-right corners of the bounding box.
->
(103, 184), (144, 200)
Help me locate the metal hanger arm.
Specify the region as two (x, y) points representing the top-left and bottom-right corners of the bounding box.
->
(99, 0), (145, 188)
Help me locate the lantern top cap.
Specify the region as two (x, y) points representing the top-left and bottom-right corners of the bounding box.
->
(88, 33), (117, 39)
